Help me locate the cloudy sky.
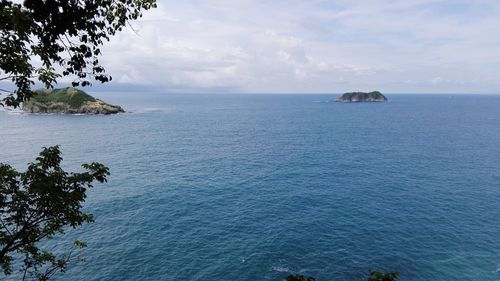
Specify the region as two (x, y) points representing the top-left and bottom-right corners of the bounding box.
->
(99, 0), (500, 93)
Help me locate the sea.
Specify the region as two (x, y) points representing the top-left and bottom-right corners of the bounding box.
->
(1, 93), (500, 281)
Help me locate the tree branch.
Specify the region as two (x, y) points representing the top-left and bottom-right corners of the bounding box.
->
(0, 76), (14, 81)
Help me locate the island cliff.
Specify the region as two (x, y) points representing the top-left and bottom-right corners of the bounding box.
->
(22, 87), (124, 114)
(335, 91), (388, 103)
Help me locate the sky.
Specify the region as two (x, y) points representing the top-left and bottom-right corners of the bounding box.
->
(7, 0), (500, 94)
(94, 0), (500, 94)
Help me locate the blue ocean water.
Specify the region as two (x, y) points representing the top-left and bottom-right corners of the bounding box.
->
(1, 93), (500, 281)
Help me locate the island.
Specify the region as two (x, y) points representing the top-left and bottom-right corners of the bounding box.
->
(335, 91), (388, 103)
(22, 87), (124, 114)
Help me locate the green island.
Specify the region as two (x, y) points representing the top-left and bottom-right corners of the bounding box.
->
(22, 87), (124, 114)
(335, 91), (388, 103)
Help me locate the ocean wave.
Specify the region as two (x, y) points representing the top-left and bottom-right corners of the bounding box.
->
(271, 266), (291, 273)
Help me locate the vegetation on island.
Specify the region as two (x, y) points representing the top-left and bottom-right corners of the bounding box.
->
(23, 87), (124, 114)
(30, 87), (96, 108)
(335, 91), (388, 103)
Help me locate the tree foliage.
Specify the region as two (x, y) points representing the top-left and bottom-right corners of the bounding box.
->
(286, 274), (316, 281)
(0, 0), (157, 107)
(0, 146), (109, 280)
(285, 270), (399, 281)
(367, 270), (400, 281)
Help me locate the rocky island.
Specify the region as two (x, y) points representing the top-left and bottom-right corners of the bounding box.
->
(335, 91), (388, 103)
(23, 87), (124, 114)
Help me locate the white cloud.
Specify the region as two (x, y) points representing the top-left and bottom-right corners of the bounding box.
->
(96, 0), (500, 93)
